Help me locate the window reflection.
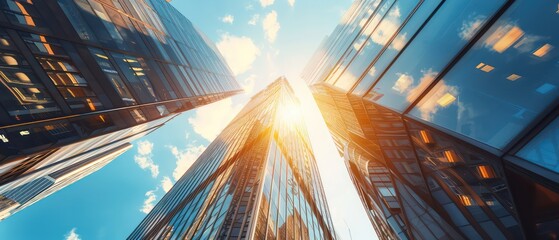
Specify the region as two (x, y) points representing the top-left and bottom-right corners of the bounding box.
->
(365, 0), (505, 112)
(333, 0), (421, 92)
(89, 48), (136, 105)
(57, 0), (98, 41)
(0, 0), (46, 28)
(517, 117), (559, 174)
(410, 0), (559, 149)
(111, 53), (158, 103)
(19, 32), (103, 112)
(0, 31), (60, 122)
(407, 121), (523, 238)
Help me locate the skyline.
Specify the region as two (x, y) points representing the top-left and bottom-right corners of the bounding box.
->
(130, 78), (336, 239)
(0, 0), (375, 239)
(1, 0), (556, 239)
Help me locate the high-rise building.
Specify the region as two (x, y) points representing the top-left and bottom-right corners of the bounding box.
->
(129, 78), (335, 240)
(304, 0), (559, 239)
(0, 0), (241, 220)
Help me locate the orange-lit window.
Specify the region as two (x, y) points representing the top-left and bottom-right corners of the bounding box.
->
(443, 150), (460, 163)
(458, 194), (473, 206)
(419, 130), (433, 144)
(476, 165), (496, 179)
(533, 43), (553, 57)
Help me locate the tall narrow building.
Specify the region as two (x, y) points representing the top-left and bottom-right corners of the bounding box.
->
(129, 78), (335, 240)
(0, 0), (241, 219)
(304, 0), (559, 239)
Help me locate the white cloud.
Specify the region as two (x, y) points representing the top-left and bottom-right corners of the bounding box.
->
(241, 74), (257, 94)
(391, 32), (407, 51)
(263, 11), (280, 43)
(392, 73), (414, 94)
(137, 140), (153, 155)
(248, 14), (259, 25)
(168, 144), (207, 181)
(134, 140), (159, 178)
(188, 98), (243, 142)
(260, 0), (275, 7)
(406, 69), (439, 103)
(140, 190), (157, 214)
(459, 16), (486, 41)
(65, 228), (81, 240)
(288, 0), (295, 7)
(216, 34), (260, 76)
(389, 6), (400, 18)
(161, 176), (173, 193)
(415, 80), (459, 121)
(221, 14), (234, 24)
(368, 66), (377, 77)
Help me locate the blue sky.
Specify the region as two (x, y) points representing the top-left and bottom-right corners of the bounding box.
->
(0, 0), (377, 239)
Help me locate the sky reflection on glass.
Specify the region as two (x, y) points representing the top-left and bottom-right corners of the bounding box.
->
(367, 0), (505, 112)
(410, 0), (559, 149)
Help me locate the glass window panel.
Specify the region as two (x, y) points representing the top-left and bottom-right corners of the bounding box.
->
(86, 0), (123, 42)
(57, 0), (98, 41)
(366, 0), (506, 112)
(328, 0), (395, 87)
(410, 0), (559, 148)
(517, 117), (559, 174)
(334, 0), (420, 91)
(89, 48), (136, 105)
(35, 51), (102, 112)
(111, 52), (158, 103)
(20, 32), (68, 56)
(0, 31), (61, 121)
(352, 0), (442, 96)
(37, 58), (77, 72)
(0, 0), (46, 28)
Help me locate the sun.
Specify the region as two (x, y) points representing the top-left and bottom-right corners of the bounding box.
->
(278, 101), (303, 124)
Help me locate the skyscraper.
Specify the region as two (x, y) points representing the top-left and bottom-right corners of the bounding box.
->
(304, 0), (559, 239)
(0, 0), (241, 219)
(129, 78), (335, 240)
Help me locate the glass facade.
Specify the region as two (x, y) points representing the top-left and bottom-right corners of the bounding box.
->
(129, 78), (335, 240)
(0, 0), (241, 220)
(303, 0), (559, 239)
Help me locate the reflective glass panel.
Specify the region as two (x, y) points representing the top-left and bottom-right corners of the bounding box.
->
(89, 48), (136, 105)
(410, 0), (559, 149)
(333, 0), (420, 92)
(57, 0), (98, 41)
(366, 0), (505, 112)
(517, 117), (559, 174)
(352, 0), (442, 96)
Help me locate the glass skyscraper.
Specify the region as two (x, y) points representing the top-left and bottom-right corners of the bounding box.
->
(129, 78), (335, 240)
(0, 0), (241, 220)
(303, 0), (559, 239)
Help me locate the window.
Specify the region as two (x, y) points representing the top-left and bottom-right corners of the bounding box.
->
(89, 48), (136, 105)
(20, 32), (67, 56)
(333, 0), (421, 92)
(111, 53), (158, 103)
(130, 109), (146, 123)
(410, 0), (559, 149)
(476, 165), (496, 179)
(57, 0), (98, 41)
(352, 0), (442, 96)
(517, 117), (559, 174)
(20, 32), (103, 112)
(86, 0), (124, 42)
(365, 0), (506, 112)
(0, 0), (46, 28)
(0, 31), (60, 121)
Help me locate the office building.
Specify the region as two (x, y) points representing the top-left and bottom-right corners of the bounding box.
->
(129, 78), (335, 240)
(0, 0), (241, 219)
(304, 0), (559, 239)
